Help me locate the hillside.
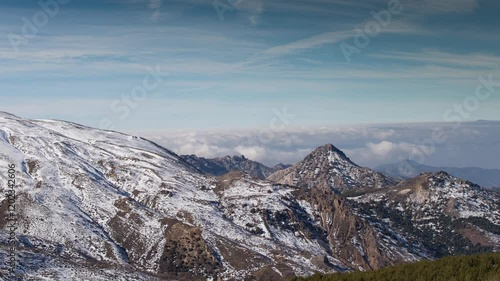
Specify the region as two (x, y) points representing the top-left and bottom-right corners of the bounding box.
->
(351, 172), (500, 257)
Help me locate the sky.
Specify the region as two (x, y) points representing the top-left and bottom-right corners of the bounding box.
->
(1, 0), (500, 169)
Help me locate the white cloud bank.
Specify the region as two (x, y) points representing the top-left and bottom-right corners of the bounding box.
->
(132, 121), (500, 169)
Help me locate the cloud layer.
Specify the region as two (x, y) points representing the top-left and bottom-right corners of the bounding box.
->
(133, 121), (500, 169)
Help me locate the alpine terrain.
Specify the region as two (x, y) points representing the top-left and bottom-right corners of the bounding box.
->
(0, 112), (498, 280)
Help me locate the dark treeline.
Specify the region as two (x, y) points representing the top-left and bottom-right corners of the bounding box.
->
(290, 253), (500, 281)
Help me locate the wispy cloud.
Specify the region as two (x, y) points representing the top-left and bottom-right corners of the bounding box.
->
(372, 50), (500, 69)
(235, 20), (424, 70)
(412, 0), (479, 14)
(1, 0), (499, 132)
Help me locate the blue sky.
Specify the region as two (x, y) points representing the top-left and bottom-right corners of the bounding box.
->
(1, 0), (500, 131)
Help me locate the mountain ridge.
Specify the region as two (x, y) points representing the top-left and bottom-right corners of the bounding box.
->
(376, 159), (500, 189)
(180, 154), (291, 180)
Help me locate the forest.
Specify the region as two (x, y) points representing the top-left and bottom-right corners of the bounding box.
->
(290, 253), (500, 281)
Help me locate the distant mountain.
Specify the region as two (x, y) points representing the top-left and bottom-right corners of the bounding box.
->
(268, 144), (399, 194)
(470, 120), (500, 125)
(180, 154), (290, 179)
(376, 159), (500, 189)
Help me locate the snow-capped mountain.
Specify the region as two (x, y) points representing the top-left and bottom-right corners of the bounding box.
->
(0, 113), (416, 280)
(0, 112), (498, 280)
(180, 154), (290, 179)
(267, 144), (398, 194)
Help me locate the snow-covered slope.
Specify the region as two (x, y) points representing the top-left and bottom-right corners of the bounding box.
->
(0, 112), (209, 279)
(351, 172), (500, 257)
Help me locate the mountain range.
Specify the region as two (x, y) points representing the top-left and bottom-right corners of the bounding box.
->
(0, 112), (498, 280)
(376, 159), (500, 190)
(180, 154), (290, 180)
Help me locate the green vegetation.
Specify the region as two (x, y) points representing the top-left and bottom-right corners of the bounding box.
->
(289, 253), (500, 281)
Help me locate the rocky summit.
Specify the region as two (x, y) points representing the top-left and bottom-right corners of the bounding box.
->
(267, 144), (398, 194)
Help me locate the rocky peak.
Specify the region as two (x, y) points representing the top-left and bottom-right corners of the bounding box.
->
(320, 143), (347, 156)
(306, 144), (353, 164)
(268, 144), (398, 194)
(230, 155), (246, 162)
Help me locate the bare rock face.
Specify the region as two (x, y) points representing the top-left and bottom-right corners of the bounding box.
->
(293, 186), (410, 271)
(159, 219), (221, 280)
(268, 144), (398, 194)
